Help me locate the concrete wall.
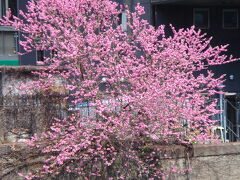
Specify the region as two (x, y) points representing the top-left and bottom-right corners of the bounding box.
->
(0, 66), (67, 144)
(1, 142), (240, 180)
(166, 143), (240, 180)
(188, 143), (240, 180)
(0, 66), (40, 95)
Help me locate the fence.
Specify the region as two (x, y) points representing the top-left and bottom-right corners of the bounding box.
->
(1, 93), (239, 143)
(0, 94), (66, 143)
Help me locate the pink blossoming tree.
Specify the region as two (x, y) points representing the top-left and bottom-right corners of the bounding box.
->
(1, 0), (236, 179)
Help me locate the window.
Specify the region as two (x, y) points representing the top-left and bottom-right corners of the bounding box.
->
(0, 0), (17, 18)
(36, 50), (44, 61)
(121, 11), (127, 31)
(118, 11), (127, 31)
(118, 13), (122, 25)
(193, 9), (209, 29)
(223, 9), (238, 29)
(0, 31), (18, 55)
(51, 49), (57, 58)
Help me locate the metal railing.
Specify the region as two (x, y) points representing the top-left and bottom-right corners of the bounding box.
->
(226, 118), (239, 142)
(223, 98), (240, 142)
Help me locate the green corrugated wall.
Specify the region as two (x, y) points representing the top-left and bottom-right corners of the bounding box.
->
(0, 60), (19, 66)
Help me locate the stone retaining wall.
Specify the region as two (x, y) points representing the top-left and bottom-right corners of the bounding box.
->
(1, 143), (240, 180)
(165, 143), (240, 180)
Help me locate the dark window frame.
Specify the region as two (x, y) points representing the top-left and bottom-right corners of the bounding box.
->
(36, 50), (44, 62)
(0, 0), (17, 18)
(193, 8), (210, 29)
(223, 9), (238, 29)
(0, 31), (18, 56)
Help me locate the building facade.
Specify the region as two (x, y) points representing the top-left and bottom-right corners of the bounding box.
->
(0, 0), (38, 65)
